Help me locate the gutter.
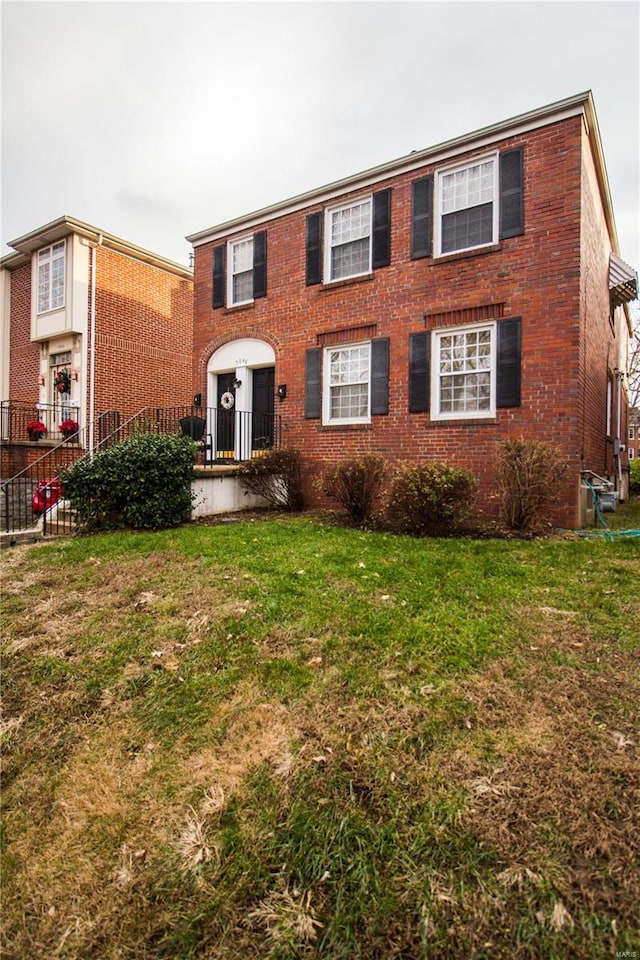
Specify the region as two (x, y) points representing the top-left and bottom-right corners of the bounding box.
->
(187, 91), (594, 247)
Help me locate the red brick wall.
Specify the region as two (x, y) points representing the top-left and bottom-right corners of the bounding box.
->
(579, 123), (622, 484)
(193, 117), (605, 527)
(8, 263), (39, 404)
(93, 247), (194, 419)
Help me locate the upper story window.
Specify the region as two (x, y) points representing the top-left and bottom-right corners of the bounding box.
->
(629, 427), (635, 441)
(324, 342), (371, 424)
(436, 156), (498, 256)
(325, 197), (372, 282)
(228, 236), (254, 305)
(411, 148), (524, 261)
(213, 231), (267, 309)
(37, 241), (65, 313)
(431, 322), (496, 419)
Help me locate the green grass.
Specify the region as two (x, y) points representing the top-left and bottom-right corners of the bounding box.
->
(1, 505), (639, 958)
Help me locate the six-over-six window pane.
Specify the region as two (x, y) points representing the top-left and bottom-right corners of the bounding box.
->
(327, 344), (370, 421)
(439, 158), (496, 254)
(328, 199), (372, 280)
(230, 237), (254, 304)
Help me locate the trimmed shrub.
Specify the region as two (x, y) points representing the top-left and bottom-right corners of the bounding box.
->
(386, 462), (478, 536)
(62, 433), (196, 531)
(496, 438), (567, 534)
(318, 454), (386, 525)
(629, 458), (640, 495)
(237, 448), (305, 512)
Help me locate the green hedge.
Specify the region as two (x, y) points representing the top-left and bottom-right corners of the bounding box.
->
(62, 433), (196, 531)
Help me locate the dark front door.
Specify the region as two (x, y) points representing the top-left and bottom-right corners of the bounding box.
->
(252, 367), (275, 451)
(216, 372), (236, 459)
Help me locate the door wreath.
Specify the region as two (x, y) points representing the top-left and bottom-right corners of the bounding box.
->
(220, 391), (235, 410)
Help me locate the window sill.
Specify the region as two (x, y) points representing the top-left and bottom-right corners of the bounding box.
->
(222, 300), (255, 315)
(320, 273), (374, 292)
(431, 243), (501, 265)
(318, 422), (373, 432)
(426, 416), (498, 427)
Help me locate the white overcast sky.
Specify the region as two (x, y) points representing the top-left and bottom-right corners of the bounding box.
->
(1, 0), (639, 271)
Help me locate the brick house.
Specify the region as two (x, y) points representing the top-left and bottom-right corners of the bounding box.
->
(187, 91), (637, 529)
(1, 216), (193, 473)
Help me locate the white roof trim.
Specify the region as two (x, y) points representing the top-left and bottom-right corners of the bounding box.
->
(187, 92), (591, 247)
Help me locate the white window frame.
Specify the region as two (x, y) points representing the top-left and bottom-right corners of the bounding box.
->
(37, 241), (65, 314)
(322, 341), (372, 425)
(431, 321), (497, 421)
(324, 195), (372, 283)
(434, 153), (499, 257)
(629, 427), (635, 441)
(629, 447), (635, 460)
(227, 234), (254, 306)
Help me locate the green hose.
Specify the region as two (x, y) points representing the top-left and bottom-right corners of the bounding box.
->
(572, 479), (640, 540)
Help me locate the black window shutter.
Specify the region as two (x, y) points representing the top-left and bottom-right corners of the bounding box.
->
(499, 149), (524, 239)
(305, 348), (322, 418)
(496, 317), (521, 407)
(372, 189), (391, 269)
(306, 213), (322, 286)
(253, 231), (267, 299)
(370, 338), (390, 415)
(409, 331), (431, 412)
(411, 177), (433, 259)
(212, 245), (225, 308)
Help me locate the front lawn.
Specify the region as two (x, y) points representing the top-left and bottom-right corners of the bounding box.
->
(1, 509), (639, 959)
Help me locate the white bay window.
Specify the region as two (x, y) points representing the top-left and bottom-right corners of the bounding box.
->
(37, 242), (65, 313)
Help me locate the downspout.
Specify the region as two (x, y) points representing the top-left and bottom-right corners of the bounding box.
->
(615, 368), (623, 485)
(88, 234), (102, 455)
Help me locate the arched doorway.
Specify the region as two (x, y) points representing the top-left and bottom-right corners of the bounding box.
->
(207, 339), (276, 461)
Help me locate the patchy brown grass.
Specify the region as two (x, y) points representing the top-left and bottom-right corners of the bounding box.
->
(1, 521), (639, 959)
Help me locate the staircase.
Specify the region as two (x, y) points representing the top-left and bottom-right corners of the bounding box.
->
(1, 404), (281, 541)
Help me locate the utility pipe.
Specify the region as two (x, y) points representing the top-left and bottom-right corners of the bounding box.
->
(88, 233), (102, 455)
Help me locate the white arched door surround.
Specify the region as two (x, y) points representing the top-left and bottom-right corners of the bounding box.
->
(206, 338), (276, 461)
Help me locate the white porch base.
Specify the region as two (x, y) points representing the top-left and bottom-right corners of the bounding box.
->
(191, 465), (270, 518)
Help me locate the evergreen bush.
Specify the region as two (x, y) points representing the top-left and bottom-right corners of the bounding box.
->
(62, 433), (196, 531)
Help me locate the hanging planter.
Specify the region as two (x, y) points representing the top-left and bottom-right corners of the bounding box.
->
(53, 369), (71, 394)
(59, 418), (79, 441)
(26, 419), (47, 441)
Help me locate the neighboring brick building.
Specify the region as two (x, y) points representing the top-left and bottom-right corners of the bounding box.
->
(629, 408), (639, 462)
(1, 217), (193, 463)
(187, 91), (637, 529)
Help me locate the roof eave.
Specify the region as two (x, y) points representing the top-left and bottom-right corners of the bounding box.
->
(7, 216), (193, 280)
(187, 90), (593, 247)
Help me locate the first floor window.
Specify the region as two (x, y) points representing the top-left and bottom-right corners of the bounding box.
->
(629, 448), (634, 460)
(432, 323), (495, 418)
(38, 241), (65, 313)
(324, 342), (371, 423)
(326, 197), (372, 281)
(228, 236), (254, 305)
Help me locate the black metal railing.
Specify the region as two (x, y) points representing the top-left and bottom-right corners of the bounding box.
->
(0, 401), (81, 444)
(1, 406), (281, 534)
(102, 406), (281, 465)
